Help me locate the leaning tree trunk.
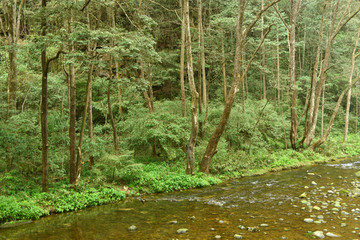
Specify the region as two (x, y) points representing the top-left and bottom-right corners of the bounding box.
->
(343, 26), (360, 144)
(310, 77), (360, 150)
(184, 0), (199, 175)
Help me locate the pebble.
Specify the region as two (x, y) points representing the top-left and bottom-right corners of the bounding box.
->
(260, 224), (269, 227)
(304, 218), (314, 223)
(326, 232), (340, 237)
(313, 231), (325, 239)
(169, 220), (178, 224)
(215, 235), (221, 239)
(177, 228), (188, 234)
(128, 225), (137, 231)
(234, 234), (243, 239)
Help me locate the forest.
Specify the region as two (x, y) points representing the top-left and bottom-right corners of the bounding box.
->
(1, 0), (360, 224)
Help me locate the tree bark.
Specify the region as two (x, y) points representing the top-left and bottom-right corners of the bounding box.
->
(261, 0), (266, 100)
(184, 0), (199, 175)
(180, 0), (186, 117)
(69, 12), (77, 185)
(343, 26), (360, 144)
(108, 76), (118, 153)
(40, 0), (48, 193)
(221, 33), (227, 104)
(288, 0), (302, 150)
(199, 0), (280, 173)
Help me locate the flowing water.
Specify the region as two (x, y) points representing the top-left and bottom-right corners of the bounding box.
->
(2, 158), (360, 239)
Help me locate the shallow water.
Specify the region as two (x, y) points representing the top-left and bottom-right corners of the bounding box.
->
(2, 158), (360, 239)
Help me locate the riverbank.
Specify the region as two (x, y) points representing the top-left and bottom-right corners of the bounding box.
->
(1, 134), (360, 226)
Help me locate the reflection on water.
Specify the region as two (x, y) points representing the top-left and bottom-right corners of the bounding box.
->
(1, 158), (360, 239)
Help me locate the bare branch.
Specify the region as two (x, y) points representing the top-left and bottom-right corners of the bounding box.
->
(244, 0), (281, 37)
(273, 4), (290, 32)
(80, 0), (91, 12)
(332, 5), (360, 41)
(242, 25), (273, 79)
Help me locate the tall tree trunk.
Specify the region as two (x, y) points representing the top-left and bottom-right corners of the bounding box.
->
(180, 0), (186, 117)
(7, 50), (17, 115)
(288, 0), (302, 150)
(184, 0), (199, 175)
(321, 84), (325, 138)
(75, 61), (94, 185)
(40, 0), (48, 193)
(199, 0), (280, 173)
(108, 76), (118, 153)
(221, 32), (227, 104)
(69, 11), (77, 185)
(343, 26), (360, 144)
(198, 0), (208, 120)
(261, 0), (266, 100)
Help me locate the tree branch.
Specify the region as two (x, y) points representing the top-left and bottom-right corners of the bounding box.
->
(245, 0), (282, 37)
(332, 5), (360, 41)
(46, 50), (66, 70)
(242, 25), (273, 79)
(273, 4), (289, 32)
(80, 0), (91, 12)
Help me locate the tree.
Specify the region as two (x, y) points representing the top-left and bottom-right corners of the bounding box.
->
(184, 0), (199, 175)
(0, 0), (25, 118)
(303, 0), (360, 148)
(343, 26), (360, 144)
(199, 0), (281, 174)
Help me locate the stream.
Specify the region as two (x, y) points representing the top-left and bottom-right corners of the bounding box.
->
(1, 157), (360, 239)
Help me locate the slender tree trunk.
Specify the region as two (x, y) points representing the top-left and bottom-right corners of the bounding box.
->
(221, 33), (227, 104)
(75, 62), (94, 185)
(261, 0), (266, 100)
(40, 0), (48, 192)
(180, 0), (186, 117)
(108, 76), (118, 153)
(198, 0), (208, 120)
(321, 84), (325, 138)
(184, 0), (199, 175)
(89, 73), (94, 167)
(288, 0), (302, 150)
(69, 11), (77, 185)
(343, 26), (360, 144)
(7, 50), (17, 115)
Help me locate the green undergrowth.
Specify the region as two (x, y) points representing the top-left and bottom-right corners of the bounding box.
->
(0, 185), (125, 224)
(0, 134), (359, 225)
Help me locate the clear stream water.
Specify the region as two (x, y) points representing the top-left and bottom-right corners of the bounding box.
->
(1, 157), (360, 240)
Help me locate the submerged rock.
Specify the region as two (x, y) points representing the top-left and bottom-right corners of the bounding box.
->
(234, 234), (243, 239)
(313, 231), (325, 239)
(128, 225), (137, 231)
(355, 171), (360, 178)
(326, 232), (340, 237)
(304, 218), (314, 223)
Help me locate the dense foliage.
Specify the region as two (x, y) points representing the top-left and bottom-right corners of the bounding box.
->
(0, 0), (359, 224)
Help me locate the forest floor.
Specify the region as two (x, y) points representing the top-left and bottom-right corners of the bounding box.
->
(1, 134), (360, 227)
